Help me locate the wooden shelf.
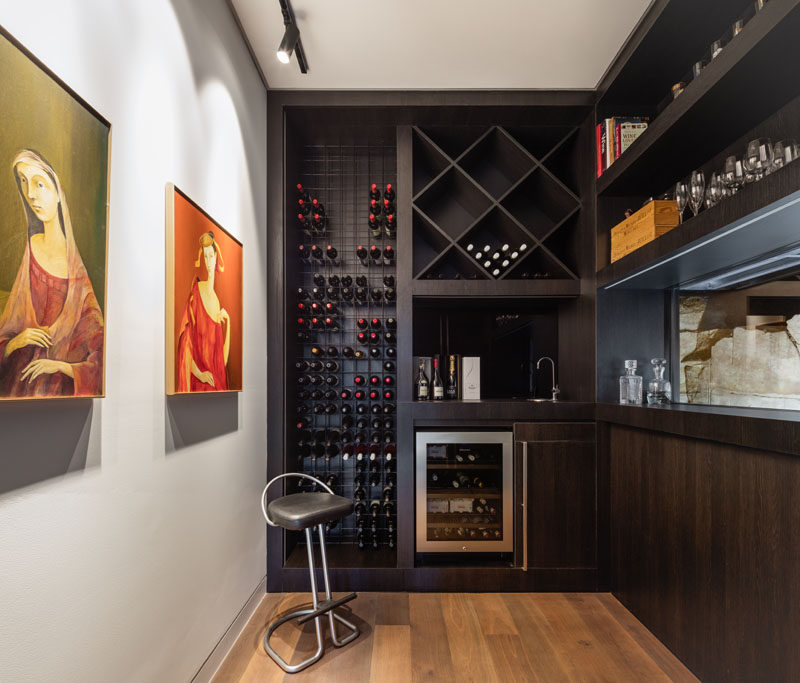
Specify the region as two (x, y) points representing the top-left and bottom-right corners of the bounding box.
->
(427, 489), (501, 497)
(597, 0), (800, 197)
(411, 279), (581, 298)
(597, 160), (800, 288)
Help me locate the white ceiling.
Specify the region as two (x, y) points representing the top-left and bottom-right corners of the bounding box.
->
(231, 0), (652, 90)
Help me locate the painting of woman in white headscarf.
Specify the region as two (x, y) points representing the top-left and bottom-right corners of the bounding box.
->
(0, 27), (110, 399)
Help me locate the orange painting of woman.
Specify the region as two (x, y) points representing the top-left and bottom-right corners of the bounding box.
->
(176, 231), (231, 391)
(0, 150), (104, 398)
(166, 185), (242, 395)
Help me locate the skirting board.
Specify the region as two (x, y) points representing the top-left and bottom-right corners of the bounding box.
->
(192, 576), (267, 683)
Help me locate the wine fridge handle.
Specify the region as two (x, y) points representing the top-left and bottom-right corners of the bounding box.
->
(522, 441), (528, 572)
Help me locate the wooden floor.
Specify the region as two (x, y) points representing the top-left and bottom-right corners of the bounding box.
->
(211, 592), (697, 682)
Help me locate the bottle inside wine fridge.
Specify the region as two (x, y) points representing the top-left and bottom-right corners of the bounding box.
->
(416, 431), (513, 552)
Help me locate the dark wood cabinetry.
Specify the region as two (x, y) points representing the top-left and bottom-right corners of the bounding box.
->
(515, 422), (597, 590)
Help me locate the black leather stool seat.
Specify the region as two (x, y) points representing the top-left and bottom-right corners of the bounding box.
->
(268, 493), (353, 531)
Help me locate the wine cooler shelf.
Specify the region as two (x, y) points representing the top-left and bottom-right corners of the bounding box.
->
(412, 125), (583, 281)
(290, 141), (398, 553)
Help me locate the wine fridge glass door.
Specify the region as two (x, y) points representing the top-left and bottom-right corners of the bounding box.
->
(415, 431), (513, 553)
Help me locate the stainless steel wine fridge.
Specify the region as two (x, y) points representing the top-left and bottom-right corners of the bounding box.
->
(415, 430), (514, 553)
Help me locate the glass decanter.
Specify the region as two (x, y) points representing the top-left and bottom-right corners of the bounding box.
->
(646, 358), (672, 405)
(619, 360), (642, 405)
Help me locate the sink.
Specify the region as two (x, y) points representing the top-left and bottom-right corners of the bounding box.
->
(527, 398), (558, 402)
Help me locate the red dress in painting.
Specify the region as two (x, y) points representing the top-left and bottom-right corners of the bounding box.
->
(0, 151), (104, 398)
(176, 278), (228, 392)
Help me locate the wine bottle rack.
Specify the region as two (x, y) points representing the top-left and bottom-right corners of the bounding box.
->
(412, 125), (583, 281)
(290, 138), (398, 555)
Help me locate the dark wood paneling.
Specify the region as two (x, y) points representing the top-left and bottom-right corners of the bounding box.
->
(609, 424), (800, 682)
(527, 439), (596, 569)
(598, 402), (800, 458)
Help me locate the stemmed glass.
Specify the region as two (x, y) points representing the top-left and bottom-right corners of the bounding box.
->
(723, 155), (745, 195)
(744, 138), (773, 181)
(689, 170), (705, 217)
(772, 139), (799, 172)
(705, 173), (723, 208)
(675, 181), (689, 223)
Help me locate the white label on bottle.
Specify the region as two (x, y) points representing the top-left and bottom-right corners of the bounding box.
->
(418, 385), (428, 398)
(434, 386), (444, 399)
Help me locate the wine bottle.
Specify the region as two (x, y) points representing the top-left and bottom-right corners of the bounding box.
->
(325, 286), (339, 301)
(383, 390), (394, 401)
(356, 245), (369, 266)
(370, 288), (383, 303)
(384, 213), (396, 238)
(384, 183), (396, 202)
(452, 472), (470, 488)
(354, 486), (366, 501)
(368, 213), (382, 239)
(369, 183), (381, 201)
(356, 331), (368, 346)
(383, 375), (395, 386)
(354, 287), (367, 304)
(355, 275), (367, 287)
(324, 317), (339, 332)
(326, 245), (339, 266)
(342, 444), (354, 461)
(310, 389), (324, 401)
(369, 389), (380, 401)
(297, 198), (311, 216)
(369, 245), (382, 264)
(342, 415), (354, 428)
(312, 213), (326, 235)
(295, 359), (309, 372)
(384, 287), (396, 302)
(370, 403), (383, 415)
(384, 332), (396, 345)
(354, 389), (366, 401)
(369, 472), (381, 487)
(353, 375), (366, 387)
(383, 360), (395, 372)
(369, 499), (381, 517)
(356, 416), (369, 429)
(382, 486), (393, 502)
(296, 402), (310, 415)
(298, 244), (310, 260)
(383, 275), (395, 288)
(310, 245), (324, 262)
(385, 347), (397, 359)
(324, 375), (339, 386)
(326, 346), (338, 358)
(342, 346), (356, 359)
(386, 318), (397, 330)
(369, 331), (380, 345)
(370, 317), (382, 330)
(383, 198), (396, 215)
(325, 442), (339, 460)
(382, 245), (395, 265)
(311, 198), (325, 215)
(383, 417), (394, 430)
(310, 345), (325, 357)
(340, 389), (353, 400)
(369, 347), (382, 359)
(432, 357), (444, 400)
(446, 355), (458, 400)
(369, 198), (382, 215)
(297, 390), (310, 401)
(341, 286), (354, 301)
(340, 403), (352, 415)
(340, 274), (353, 288)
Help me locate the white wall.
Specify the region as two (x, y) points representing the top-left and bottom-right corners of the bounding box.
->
(0, 1), (268, 681)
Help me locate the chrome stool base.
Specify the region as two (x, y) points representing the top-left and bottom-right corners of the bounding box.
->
(263, 524), (360, 674)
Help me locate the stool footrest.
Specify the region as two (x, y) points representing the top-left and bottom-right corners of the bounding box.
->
(296, 592), (358, 624)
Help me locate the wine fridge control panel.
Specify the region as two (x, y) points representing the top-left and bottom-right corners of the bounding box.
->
(415, 431), (513, 552)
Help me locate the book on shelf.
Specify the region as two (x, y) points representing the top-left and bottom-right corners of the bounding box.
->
(596, 116), (649, 177)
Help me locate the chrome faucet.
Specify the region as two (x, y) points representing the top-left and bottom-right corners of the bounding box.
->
(536, 356), (560, 401)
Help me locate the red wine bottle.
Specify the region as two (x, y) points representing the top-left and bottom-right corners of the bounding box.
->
(384, 213), (396, 238)
(311, 198), (325, 215)
(368, 213), (382, 238)
(369, 198), (382, 215)
(370, 317), (382, 330)
(312, 213), (326, 234)
(369, 245), (381, 264)
(310, 245), (324, 261)
(382, 245), (395, 265)
(369, 183), (381, 201)
(383, 198), (396, 215)
(296, 183), (310, 203)
(356, 317), (368, 330)
(326, 245), (339, 266)
(297, 198), (311, 216)
(432, 357), (444, 400)
(298, 244), (310, 260)
(356, 245), (368, 266)
(384, 183), (396, 202)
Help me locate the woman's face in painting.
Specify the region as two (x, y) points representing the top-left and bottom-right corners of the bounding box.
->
(203, 244), (217, 276)
(16, 162), (59, 223)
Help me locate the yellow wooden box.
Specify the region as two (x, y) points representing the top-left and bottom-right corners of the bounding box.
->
(610, 200), (679, 263)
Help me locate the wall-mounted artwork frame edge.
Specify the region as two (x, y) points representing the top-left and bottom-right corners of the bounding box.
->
(165, 183), (243, 396)
(0, 22), (111, 402)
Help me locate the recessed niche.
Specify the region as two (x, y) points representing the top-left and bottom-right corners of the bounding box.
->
(419, 245), (489, 281)
(413, 130), (450, 197)
(457, 128), (534, 199)
(414, 167), (493, 240)
(413, 208), (452, 278)
(542, 128), (582, 197)
(542, 212), (582, 277)
(501, 168), (580, 241)
(503, 246), (576, 281)
(504, 126), (576, 160)
(418, 126), (488, 161)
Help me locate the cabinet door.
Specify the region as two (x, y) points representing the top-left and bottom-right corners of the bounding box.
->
(516, 423), (596, 569)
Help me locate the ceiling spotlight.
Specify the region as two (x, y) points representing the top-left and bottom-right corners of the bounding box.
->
(277, 22), (299, 64)
(276, 0), (308, 73)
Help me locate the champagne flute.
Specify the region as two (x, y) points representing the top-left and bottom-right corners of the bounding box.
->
(745, 138), (773, 181)
(689, 170), (705, 217)
(675, 181), (689, 223)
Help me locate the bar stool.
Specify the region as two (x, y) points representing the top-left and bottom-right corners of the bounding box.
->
(260, 473), (360, 673)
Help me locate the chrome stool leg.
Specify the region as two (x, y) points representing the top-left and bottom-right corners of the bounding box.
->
(317, 524), (359, 647)
(263, 527), (325, 674)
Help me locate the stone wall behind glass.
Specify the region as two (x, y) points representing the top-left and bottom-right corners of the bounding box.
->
(680, 289), (800, 409)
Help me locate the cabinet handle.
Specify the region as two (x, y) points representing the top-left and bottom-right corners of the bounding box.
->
(522, 441), (528, 572)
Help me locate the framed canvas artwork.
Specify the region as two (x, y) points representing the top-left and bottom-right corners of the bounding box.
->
(0, 25), (110, 400)
(166, 185), (243, 394)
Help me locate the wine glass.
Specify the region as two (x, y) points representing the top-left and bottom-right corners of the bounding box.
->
(689, 170), (705, 217)
(772, 139), (799, 172)
(723, 155), (745, 195)
(744, 138), (773, 181)
(705, 173), (722, 208)
(675, 181), (689, 223)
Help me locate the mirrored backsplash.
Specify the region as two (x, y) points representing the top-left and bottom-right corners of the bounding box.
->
(679, 281), (800, 409)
